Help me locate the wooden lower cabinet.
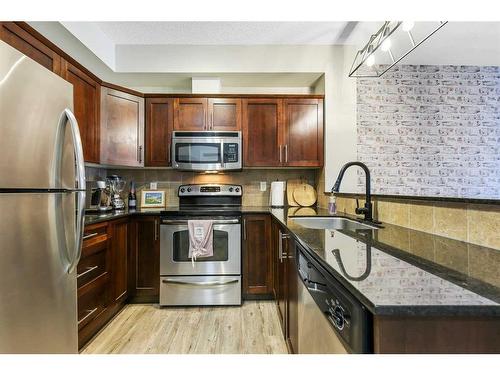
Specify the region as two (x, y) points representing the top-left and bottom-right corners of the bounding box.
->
(128, 216), (160, 303)
(109, 218), (128, 306)
(242, 214), (273, 298)
(286, 239), (298, 354)
(78, 219), (128, 349)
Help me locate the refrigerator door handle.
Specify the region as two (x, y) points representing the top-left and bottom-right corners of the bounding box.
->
(56, 109), (86, 273)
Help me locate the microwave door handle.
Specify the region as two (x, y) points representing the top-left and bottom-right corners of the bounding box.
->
(220, 140), (224, 169)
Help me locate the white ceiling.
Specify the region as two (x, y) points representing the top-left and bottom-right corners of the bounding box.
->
(90, 21), (381, 45)
(60, 21), (500, 75)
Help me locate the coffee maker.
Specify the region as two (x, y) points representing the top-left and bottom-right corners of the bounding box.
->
(85, 180), (112, 212)
(107, 175), (126, 210)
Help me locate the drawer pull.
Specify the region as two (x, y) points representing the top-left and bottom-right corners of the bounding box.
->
(77, 265), (99, 279)
(162, 278), (239, 286)
(78, 307), (98, 325)
(83, 232), (99, 240)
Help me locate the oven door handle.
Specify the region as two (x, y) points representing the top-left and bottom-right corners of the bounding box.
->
(162, 278), (239, 286)
(161, 219), (240, 225)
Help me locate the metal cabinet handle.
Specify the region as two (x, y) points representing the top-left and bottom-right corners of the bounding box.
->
(211, 111), (214, 130)
(279, 145), (282, 163)
(83, 232), (99, 241)
(278, 230), (283, 262)
(280, 232), (290, 259)
(77, 265), (99, 279)
(243, 219), (247, 240)
(285, 144), (288, 163)
(162, 278), (239, 286)
(78, 308), (98, 325)
(138, 145), (143, 164)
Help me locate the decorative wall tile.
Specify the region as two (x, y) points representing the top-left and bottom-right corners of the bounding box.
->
(357, 65), (500, 199)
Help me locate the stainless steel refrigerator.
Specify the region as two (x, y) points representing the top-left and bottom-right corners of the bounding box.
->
(0, 40), (85, 353)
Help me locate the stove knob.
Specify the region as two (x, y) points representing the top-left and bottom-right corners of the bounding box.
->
(229, 187), (234, 192)
(180, 188), (185, 193)
(187, 187), (192, 193)
(235, 187), (240, 193)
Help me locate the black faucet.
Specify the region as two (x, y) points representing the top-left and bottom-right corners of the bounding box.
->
(331, 161), (374, 222)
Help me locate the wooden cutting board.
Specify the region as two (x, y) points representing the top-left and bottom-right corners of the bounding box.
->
(286, 179), (302, 206)
(293, 183), (317, 207)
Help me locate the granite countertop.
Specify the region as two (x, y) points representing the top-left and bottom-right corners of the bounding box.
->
(84, 205), (500, 316)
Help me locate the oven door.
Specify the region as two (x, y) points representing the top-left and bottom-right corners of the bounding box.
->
(160, 219), (241, 276)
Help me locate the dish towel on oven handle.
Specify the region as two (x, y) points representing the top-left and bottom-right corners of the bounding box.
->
(188, 220), (214, 267)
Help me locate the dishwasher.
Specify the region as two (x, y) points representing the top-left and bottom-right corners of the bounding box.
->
(297, 244), (372, 354)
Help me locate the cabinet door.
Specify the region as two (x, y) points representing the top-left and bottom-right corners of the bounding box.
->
(145, 98), (174, 167)
(283, 98), (323, 167)
(173, 98), (207, 131)
(129, 216), (160, 302)
(100, 87), (145, 167)
(208, 98), (242, 131)
(0, 22), (61, 74)
(242, 214), (273, 297)
(109, 219), (128, 305)
(61, 59), (100, 163)
(273, 220), (287, 333)
(286, 239), (298, 353)
(242, 98), (283, 167)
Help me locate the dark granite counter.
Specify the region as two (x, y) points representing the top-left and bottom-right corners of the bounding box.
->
(85, 205), (500, 316)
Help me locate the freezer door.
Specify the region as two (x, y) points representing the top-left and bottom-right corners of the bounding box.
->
(0, 192), (78, 353)
(0, 40), (80, 190)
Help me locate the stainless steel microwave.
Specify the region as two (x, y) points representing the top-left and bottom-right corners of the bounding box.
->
(171, 131), (242, 171)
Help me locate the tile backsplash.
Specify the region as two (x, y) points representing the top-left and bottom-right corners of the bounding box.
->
(85, 167), (316, 207)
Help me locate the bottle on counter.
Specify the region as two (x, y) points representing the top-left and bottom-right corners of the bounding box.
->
(128, 181), (137, 210)
(328, 194), (337, 214)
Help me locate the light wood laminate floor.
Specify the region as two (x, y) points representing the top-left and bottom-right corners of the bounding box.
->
(82, 301), (288, 354)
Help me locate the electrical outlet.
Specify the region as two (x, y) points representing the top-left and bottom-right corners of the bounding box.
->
(150, 182), (157, 190)
(260, 181), (267, 192)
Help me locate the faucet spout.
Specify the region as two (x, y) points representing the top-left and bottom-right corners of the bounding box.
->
(331, 161), (373, 222)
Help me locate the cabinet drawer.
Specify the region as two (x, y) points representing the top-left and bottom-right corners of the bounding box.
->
(77, 249), (107, 288)
(82, 222), (108, 256)
(77, 276), (108, 330)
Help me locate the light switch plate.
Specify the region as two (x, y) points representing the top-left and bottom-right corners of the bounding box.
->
(260, 182), (267, 192)
(150, 182), (158, 190)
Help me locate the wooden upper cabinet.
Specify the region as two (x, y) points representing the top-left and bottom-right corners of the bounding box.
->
(100, 87), (145, 167)
(208, 98), (242, 131)
(145, 98), (174, 167)
(173, 98), (207, 131)
(283, 98), (324, 167)
(61, 59), (100, 163)
(242, 98), (283, 167)
(0, 22), (61, 74)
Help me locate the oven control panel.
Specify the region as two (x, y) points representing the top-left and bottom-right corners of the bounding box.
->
(178, 184), (242, 197)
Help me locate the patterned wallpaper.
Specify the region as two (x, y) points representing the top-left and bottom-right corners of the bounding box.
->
(356, 65), (500, 199)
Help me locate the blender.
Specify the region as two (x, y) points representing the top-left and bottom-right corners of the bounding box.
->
(106, 175), (126, 210)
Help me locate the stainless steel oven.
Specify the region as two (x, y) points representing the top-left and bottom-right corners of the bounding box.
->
(159, 184), (243, 306)
(160, 217), (241, 276)
(171, 131), (242, 171)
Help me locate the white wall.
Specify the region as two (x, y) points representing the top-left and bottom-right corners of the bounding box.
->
(28, 22), (358, 193)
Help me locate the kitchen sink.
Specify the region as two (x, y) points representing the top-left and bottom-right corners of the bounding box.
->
(290, 216), (380, 231)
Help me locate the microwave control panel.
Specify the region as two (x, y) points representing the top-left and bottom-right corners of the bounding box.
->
(223, 143), (239, 163)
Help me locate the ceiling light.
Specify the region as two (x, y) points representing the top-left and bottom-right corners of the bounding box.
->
(365, 55), (375, 67)
(348, 21), (447, 78)
(381, 38), (392, 52)
(401, 21), (415, 32)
